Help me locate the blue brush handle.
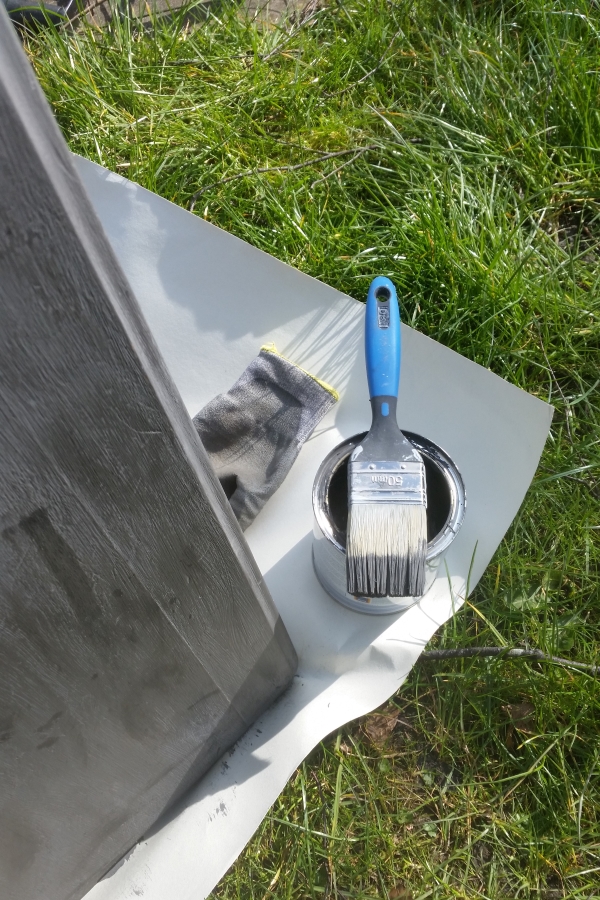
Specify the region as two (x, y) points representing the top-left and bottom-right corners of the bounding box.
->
(365, 276), (400, 399)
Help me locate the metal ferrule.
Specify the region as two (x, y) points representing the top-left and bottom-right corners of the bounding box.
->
(312, 431), (466, 615)
(348, 460), (427, 507)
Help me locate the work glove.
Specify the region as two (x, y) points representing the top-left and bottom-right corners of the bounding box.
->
(194, 345), (338, 530)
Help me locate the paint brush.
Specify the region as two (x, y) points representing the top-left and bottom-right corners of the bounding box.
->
(346, 276), (427, 598)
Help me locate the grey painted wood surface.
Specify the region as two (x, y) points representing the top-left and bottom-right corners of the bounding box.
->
(0, 10), (297, 900)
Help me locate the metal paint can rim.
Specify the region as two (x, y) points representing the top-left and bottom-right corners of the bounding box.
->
(312, 432), (466, 615)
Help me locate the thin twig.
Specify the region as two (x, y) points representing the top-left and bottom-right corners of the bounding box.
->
(310, 148), (369, 187)
(421, 647), (599, 675)
(326, 27), (403, 97)
(189, 146), (378, 209)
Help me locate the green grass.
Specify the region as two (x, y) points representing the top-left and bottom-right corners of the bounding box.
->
(25, 0), (600, 896)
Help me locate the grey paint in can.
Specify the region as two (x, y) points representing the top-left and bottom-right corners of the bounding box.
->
(312, 432), (466, 615)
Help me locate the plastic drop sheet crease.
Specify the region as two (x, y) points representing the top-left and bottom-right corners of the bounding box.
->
(74, 155), (553, 900)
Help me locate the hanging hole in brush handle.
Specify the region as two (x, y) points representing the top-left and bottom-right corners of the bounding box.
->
(365, 276), (400, 400)
(376, 287), (390, 328)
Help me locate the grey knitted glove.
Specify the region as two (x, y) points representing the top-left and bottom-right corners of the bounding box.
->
(194, 345), (338, 530)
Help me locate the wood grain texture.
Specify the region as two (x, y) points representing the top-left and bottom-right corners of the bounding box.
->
(0, 10), (297, 900)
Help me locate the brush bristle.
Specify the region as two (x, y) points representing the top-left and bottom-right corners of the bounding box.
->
(346, 503), (427, 598)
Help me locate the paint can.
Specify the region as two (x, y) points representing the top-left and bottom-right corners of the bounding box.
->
(312, 432), (466, 615)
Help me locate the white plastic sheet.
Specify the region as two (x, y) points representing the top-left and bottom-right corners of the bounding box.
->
(74, 156), (553, 900)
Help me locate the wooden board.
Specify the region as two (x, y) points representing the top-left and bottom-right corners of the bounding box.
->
(0, 10), (297, 900)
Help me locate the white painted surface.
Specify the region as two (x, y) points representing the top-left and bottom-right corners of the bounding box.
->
(75, 155), (553, 900)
